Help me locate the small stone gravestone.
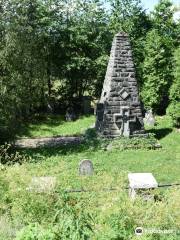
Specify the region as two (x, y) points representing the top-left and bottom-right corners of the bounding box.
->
(128, 173), (158, 200)
(65, 107), (76, 121)
(82, 96), (92, 114)
(79, 159), (94, 176)
(27, 176), (56, 193)
(144, 110), (155, 126)
(47, 102), (54, 114)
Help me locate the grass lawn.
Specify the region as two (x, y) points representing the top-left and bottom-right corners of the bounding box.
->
(1, 115), (180, 239)
(16, 114), (180, 183)
(16, 114), (95, 138)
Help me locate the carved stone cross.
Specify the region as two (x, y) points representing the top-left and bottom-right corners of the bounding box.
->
(113, 106), (136, 137)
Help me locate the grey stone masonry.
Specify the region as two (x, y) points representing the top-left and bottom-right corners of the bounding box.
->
(95, 32), (144, 137)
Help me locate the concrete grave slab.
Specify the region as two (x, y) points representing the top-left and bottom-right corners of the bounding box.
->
(128, 173), (158, 200)
(128, 173), (158, 189)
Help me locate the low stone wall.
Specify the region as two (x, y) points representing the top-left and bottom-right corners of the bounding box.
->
(14, 136), (84, 148)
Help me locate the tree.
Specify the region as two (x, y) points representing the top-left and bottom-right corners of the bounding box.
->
(141, 29), (170, 111)
(141, 0), (176, 113)
(0, 0), (111, 141)
(167, 46), (180, 127)
(1, 0), (49, 113)
(0, 0), (13, 141)
(58, 0), (111, 105)
(0, 0), (62, 140)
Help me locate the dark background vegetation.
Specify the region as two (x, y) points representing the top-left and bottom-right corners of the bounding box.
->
(0, 0), (180, 142)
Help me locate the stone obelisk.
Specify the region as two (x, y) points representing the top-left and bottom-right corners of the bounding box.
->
(95, 32), (144, 137)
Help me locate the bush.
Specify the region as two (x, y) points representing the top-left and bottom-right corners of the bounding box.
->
(84, 128), (97, 140)
(167, 47), (180, 127)
(167, 102), (180, 128)
(13, 192), (94, 239)
(52, 201), (94, 239)
(0, 143), (30, 165)
(105, 134), (158, 151)
(15, 223), (56, 240)
(16, 217), (93, 240)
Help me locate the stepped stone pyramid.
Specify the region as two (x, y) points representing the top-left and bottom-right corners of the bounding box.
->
(95, 32), (144, 137)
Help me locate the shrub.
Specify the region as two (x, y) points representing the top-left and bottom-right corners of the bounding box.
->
(13, 192), (94, 239)
(52, 202), (94, 239)
(84, 128), (97, 140)
(167, 102), (180, 128)
(0, 143), (30, 165)
(15, 223), (56, 240)
(106, 134), (157, 151)
(167, 47), (180, 127)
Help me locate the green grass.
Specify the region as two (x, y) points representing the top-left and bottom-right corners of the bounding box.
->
(16, 115), (180, 183)
(1, 115), (180, 239)
(16, 114), (95, 138)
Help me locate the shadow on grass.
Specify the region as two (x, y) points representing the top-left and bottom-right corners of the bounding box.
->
(16, 114), (92, 138)
(146, 128), (173, 140)
(16, 115), (64, 137)
(19, 139), (102, 163)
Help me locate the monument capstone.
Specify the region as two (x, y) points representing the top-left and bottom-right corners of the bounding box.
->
(96, 32), (144, 137)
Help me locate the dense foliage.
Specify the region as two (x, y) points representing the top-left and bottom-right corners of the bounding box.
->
(0, 143), (30, 165)
(0, 0), (179, 141)
(141, 0), (177, 114)
(167, 46), (180, 127)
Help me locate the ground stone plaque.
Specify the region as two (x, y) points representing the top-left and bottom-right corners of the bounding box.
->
(79, 159), (94, 176)
(95, 32), (144, 137)
(128, 173), (158, 200)
(27, 176), (56, 193)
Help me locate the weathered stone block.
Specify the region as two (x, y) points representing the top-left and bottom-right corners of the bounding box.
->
(112, 77), (124, 81)
(126, 68), (135, 72)
(122, 81), (129, 87)
(121, 73), (129, 77)
(107, 101), (121, 106)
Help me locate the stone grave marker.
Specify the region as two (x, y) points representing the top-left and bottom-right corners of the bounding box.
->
(79, 159), (94, 176)
(96, 32), (145, 137)
(65, 107), (76, 121)
(82, 96), (92, 114)
(128, 173), (158, 200)
(144, 109), (155, 126)
(27, 176), (56, 193)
